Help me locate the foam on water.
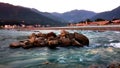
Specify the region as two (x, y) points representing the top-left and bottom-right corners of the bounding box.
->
(110, 43), (120, 48)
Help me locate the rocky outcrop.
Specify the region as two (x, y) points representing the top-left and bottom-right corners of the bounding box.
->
(9, 30), (89, 49)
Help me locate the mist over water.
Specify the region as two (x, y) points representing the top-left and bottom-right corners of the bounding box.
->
(0, 29), (120, 68)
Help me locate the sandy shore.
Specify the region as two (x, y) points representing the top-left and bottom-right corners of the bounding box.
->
(17, 25), (120, 31)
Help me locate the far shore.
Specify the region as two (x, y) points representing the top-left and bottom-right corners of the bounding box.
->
(3, 25), (120, 31)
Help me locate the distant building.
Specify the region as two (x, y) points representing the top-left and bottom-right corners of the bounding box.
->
(21, 24), (26, 28)
(26, 25), (34, 28)
(4, 25), (12, 29)
(112, 19), (120, 24)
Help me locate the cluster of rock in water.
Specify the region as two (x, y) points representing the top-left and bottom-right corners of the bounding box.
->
(9, 30), (120, 68)
(10, 30), (89, 49)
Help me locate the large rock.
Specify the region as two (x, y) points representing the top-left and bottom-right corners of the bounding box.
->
(36, 32), (46, 38)
(60, 38), (72, 47)
(59, 30), (69, 38)
(46, 32), (57, 38)
(28, 33), (36, 39)
(28, 36), (36, 44)
(10, 41), (26, 48)
(66, 33), (75, 39)
(74, 32), (89, 46)
(20, 40), (34, 49)
(22, 44), (34, 49)
(10, 42), (22, 48)
(48, 39), (59, 46)
(47, 39), (59, 48)
(34, 37), (47, 47)
(71, 39), (83, 46)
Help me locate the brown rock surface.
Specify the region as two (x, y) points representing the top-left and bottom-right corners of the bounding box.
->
(9, 30), (89, 49)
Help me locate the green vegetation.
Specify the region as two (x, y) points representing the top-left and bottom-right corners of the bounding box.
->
(95, 18), (105, 21)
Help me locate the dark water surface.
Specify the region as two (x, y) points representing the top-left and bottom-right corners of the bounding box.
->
(0, 29), (120, 68)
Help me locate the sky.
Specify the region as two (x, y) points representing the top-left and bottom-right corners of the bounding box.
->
(0, 0), (120, 13)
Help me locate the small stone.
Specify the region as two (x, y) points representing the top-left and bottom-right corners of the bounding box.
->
(43, 61), (50, 64)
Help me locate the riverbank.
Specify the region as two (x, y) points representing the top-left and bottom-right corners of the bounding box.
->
(16, 25), (120, 31)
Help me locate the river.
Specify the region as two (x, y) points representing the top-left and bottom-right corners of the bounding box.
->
(0, 29), (120, 68)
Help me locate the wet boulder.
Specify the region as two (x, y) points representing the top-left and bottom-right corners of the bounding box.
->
(60, 38), (72, 47)
(10, 41), (26, 48)
(66, 33), (75, 39)
(34, 37), (47, 47)
(74, 32), (89, 46)
(28, 33), (36, 39)
(71, 39), (83, 47)
(28, 36), (36, 44)
(59, 30), (69, 38)
(47, 39), (59, 48)
(22, 44), (34, 49)
(48, 39), (59, 46)
(19, 40), (34, 49)
(37, 32), (46, 38)
(10, 42), (22, 48)
(46, 32), (57, 38)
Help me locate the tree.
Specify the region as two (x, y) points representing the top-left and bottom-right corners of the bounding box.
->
(85, 19), (92, 22)
(108, 21), (113, 24)
(78, 21), (85, 23)
(112, 18), (120, 21)
(95, 18), (105, 21)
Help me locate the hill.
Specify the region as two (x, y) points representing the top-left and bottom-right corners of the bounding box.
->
(31, 8), (67, 23)
(52, 10), (96, 23)
(0, 2), (65, 26)
(91, 6), (120, 20)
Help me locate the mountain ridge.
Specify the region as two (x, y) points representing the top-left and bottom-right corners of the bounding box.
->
(91, 6), (120, 20)
(51, 9), (97, 23)
(0, 2), (65, 26)
(30, 8), (67, 23)
(0, 2), (120, 26)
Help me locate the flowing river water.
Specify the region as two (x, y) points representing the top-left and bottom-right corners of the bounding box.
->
(0, 29), (120, 68)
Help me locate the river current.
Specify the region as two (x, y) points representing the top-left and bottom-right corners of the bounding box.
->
(0, 29), (120, 68)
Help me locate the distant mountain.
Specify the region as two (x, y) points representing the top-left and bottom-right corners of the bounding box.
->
(0, 2), (65, 26)
(31, 8), (67, 23)
(52, 10), (96, 23)
(91, 6), (120, 20)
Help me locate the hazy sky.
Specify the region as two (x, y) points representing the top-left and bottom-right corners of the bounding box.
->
(0, 0), (120, 13)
